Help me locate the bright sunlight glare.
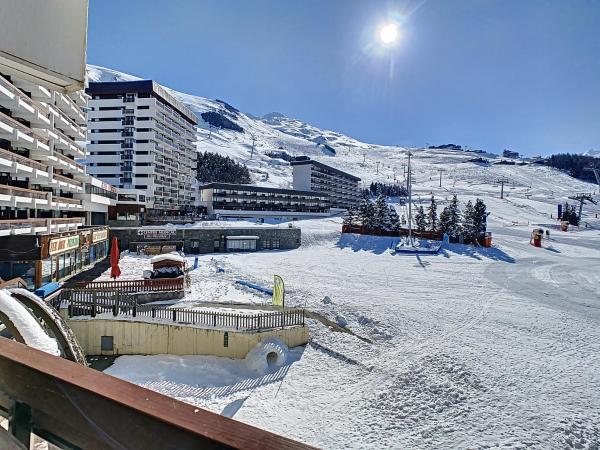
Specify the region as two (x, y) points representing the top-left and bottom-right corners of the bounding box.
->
(379, 23), (398, 44)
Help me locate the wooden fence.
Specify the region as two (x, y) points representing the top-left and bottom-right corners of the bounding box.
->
(61, 289), (305, 332)
(73, 277), (184, 293)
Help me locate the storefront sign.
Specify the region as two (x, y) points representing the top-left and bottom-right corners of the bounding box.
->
(137, 229), (177, 240)
(49, 235), (80, 255)
(92, 228), (108, 243)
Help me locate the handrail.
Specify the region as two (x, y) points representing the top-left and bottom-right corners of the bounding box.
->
(0, 111), (50, 145)
(0, 218), (47, 228)
(52, 150), (85, 171)
(74, 278), (184, 292)
(0, 147), (49, 172)
(47, 103), (85, 133)
(0, 183), (48, 200)
(0, 74), (51, 117)
(0, 338), (312, 450)
(53, 171), (83, 187)
(52, 196), (81, 205)
(51, 217), (84, 224)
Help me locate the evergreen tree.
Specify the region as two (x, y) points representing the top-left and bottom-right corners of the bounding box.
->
(472, 198), (488, 240)
(196, 152), (251, 184)
(415, 205), (427, 232)
(387, 205), (401, 231)
(358, 198), (376, 228)
(462, 200), (476, 243)
(373, 194), (388, 230)
(427, 195), (438, 231)
(439, 194), (462, 239)
(343, 207), (358, 227)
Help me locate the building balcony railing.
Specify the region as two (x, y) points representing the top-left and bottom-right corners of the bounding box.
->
(53, 196), (82, 206)
(0, 111), (50, 146)
(53, 172), (83, 188)
(0, 147), (49, 172)
(0, 183), (49, 200)
(0, 217), (83, 231)
(53, 150), (85, 172)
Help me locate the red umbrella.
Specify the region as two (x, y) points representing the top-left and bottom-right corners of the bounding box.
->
(110, 236), (121, 279)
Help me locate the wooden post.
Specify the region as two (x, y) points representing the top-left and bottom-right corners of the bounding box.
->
(9, 400), (32, 448)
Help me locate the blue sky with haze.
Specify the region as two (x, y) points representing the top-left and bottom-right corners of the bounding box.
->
(88, 0), (600, 156)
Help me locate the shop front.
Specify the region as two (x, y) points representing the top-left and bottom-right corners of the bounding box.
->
(0, 226), (110, 289)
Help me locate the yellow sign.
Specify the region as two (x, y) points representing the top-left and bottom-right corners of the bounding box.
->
(49, 235), (80, 255)
(92, 228), (108, 243)
(273, 275), (285, 308)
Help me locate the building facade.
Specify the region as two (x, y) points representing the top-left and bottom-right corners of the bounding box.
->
(86, 81), (198, 221)
(291, 158), (361, 210)
(197, 182), (330, 218)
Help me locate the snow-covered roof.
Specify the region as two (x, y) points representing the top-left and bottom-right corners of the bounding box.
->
(150, 252), (185, 264)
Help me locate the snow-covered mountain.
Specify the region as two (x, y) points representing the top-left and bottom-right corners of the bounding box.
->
(86, 65), (598, 211)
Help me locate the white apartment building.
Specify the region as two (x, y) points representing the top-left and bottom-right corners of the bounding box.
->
(291, 158), (361, 210)
(0, 72), (116, 235)
(86, 81), (198, 222)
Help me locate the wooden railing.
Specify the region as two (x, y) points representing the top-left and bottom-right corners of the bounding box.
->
(51, 125), (85, 153)
(0, 147), (49, 172)
(0, 74), (51, 118)
(52, 150), (85, 171)
(0, 338), (312, 449)
(0, 111), (49, 145)
(52, 196), (81, 206)
(62, 290), (306, 332)
(0, 183), (49, 200)
(53, 172), (83, 187)
(73, 277), (185, 293)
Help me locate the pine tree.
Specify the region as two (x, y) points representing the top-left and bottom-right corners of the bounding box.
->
(427, 195), (438, 231)
(462, 200), (476, 243)
(343, 207), (357, 227)
(387, 205), (401, 231)
(358, 198), (376, 229)
(472, 198), (488, 240)
(415, 205), (427, 232)
(439, 194), (462, 239)
(373, 194), (388, 230)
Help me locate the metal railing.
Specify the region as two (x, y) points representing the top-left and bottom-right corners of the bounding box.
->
(62, 290), (305, 332)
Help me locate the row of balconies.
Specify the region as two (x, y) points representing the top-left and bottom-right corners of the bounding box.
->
(0, 183), (84, 211)
(0, 216), (84, 237)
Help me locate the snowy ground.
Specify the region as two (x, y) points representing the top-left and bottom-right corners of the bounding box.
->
(104, 209), (600, 448)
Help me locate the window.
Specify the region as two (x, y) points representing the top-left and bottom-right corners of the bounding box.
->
(223, 332), (229, 347)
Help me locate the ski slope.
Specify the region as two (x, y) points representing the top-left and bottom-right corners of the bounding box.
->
(88, 65), (600, 448)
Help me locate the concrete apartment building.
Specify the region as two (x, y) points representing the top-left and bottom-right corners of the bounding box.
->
(0, 0), (115, 288)
(291, 158), (361, 210)
(197, 182), (330, 219)
(86, 80), (198, 224)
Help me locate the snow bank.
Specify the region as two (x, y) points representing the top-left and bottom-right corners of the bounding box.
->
(0, 289), (59, 355)
(245, 337), (289, 373)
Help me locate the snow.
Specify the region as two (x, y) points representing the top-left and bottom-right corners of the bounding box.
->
(85, 64), (600, 448)
(0, 289), (60, 355)
(150, 252), (185, 264)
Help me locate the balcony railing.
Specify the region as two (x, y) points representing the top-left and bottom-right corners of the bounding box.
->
(0, 217), (83, 230)
(0, 75), (51, 118)
(0, 111), (49, 145)
(52, 196), (81, 206)
(0, 147), (49, 172)
(53, 172), (83, 187)
(53, 150), (85, 172)
(0, 184), (49, 200)
(0, 338), (310, 450)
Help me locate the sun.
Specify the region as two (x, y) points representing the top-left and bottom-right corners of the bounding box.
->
(379, 23), (398, 45)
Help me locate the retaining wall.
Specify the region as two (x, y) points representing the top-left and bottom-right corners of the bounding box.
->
(67, 318), (309, 358)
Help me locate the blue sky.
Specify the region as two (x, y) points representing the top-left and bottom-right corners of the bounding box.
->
(88, 0), (600, 156)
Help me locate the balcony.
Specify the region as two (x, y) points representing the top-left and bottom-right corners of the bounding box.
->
(47, 103), (86, 141)
(41, 126), (86, 159)
(51, 195), (83, 210)
(0, 148), (51, 182)
(55, 92), (86, 124)
(0, 111), (50, 153)
(0, 217), (84, 236)
(0, 75), (51, 128)
(52, 172), (83, 193)
(0, 184), (50, 208)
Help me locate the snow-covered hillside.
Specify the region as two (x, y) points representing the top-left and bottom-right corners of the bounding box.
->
(87, 65), (598, 207)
